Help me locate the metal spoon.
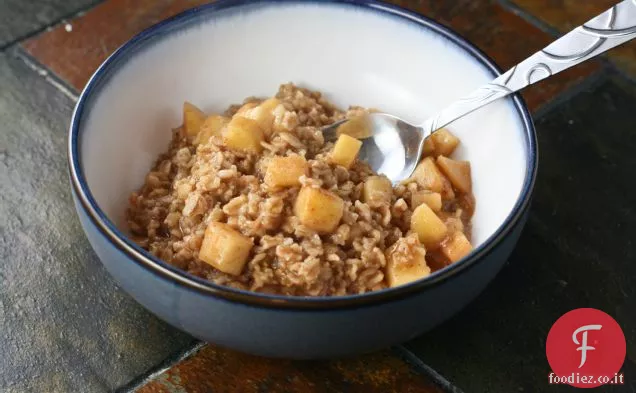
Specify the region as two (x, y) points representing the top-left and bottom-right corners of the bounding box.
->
(323, 0), (636, 183)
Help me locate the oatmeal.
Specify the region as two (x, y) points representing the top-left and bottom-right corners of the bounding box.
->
(127, 84), (475, 296)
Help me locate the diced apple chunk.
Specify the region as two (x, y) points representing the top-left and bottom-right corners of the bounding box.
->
(195, 115), (229, 145)
(199, 222), (253, 276)
(337, 115), (373, 139)
(410, 157), (455, 199)
(236, 102), (259, 115)
(436, 156), (472, 193)
(363, 176), (392, 206)
(183, 102), (206, 138)
(422, 129), (460, 157)
(423, 137), (435, 157)
(294, 186), (344, 233)
(331, 134), (362, 169)
(440, 231), (472, 263)
(410, 157), (442, 191)
(433, 129), (461, 156)
(223, 116), (264, 154)
(410, 203), (448, 249)
(265, 155), (308, 188)
(259, 97), (282, 112)
(258, 97), (282, 115)
(237, 98), (281, 135)
(385, 235), (431, 287)
(411, 191), (442, 212)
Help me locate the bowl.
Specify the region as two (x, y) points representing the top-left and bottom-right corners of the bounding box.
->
(68, 0), (537, 358)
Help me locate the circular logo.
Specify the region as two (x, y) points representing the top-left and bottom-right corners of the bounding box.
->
(546, 308), (626, 388)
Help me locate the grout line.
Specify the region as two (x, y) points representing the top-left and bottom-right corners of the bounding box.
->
(10, 46), (80, 101)
(393, 345), (466, 393)
(115, 340), (205, 393)
(497, 0), (561, 37)
(607, 60), (636, 85)
(0, 0), (103, 52)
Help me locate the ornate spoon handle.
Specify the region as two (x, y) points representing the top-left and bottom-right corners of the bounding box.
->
(421, 0), (636, 134)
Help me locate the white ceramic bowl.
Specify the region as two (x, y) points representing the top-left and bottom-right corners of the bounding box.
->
(69, 0), (537, 358)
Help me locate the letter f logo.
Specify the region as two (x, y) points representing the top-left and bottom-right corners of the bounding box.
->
(573, 324), (602, 368)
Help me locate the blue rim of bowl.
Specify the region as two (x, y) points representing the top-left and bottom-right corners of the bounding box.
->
(69, 0), (538, 310)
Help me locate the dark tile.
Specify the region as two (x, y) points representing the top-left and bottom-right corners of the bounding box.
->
(0, 0), (100, 47)
(0, 51), (193, 392)
(406, 75), (636, 392)
(22, 0), (598, 111)
(509, 0), (636, 78)
(136, 346), (446, 393)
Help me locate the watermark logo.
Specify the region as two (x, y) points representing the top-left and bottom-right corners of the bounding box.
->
(573, 324), (602, 368)
(546, 308), (626, 388)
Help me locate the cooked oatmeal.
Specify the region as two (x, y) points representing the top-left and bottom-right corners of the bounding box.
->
(127, 84), (475, 296)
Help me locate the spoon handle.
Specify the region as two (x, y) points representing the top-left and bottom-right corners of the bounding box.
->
(421, 0), (636, 134)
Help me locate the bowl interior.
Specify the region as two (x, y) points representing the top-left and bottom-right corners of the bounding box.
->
(78, 2), (529, 255)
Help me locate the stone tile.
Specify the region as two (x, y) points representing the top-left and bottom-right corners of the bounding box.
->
(136, 346), (446, 393)
(509, 0), (636, 77)
(21, 0), (598, 111)
(0, 51), (193, 393)
(406, 75), (636, 392)
(0, 0), (100, 48)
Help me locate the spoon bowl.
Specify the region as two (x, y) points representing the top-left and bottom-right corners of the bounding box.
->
(323, 113), (426, 184)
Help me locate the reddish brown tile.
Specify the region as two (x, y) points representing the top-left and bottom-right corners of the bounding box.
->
(21, 0), (211, 90)
(21, 0), (598, 110)
(136, 346), (445, 393)
(510, 0), (636, 77)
